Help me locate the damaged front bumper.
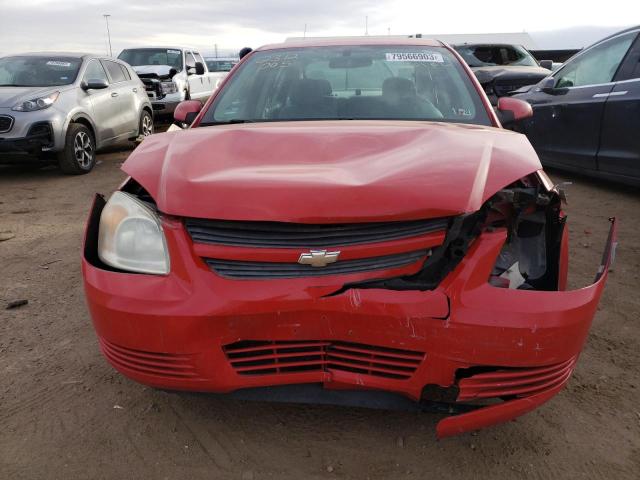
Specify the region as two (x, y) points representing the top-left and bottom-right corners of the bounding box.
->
(82, 189), (617, 438)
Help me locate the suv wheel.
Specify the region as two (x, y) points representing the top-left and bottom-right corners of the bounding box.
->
(58, 123), (96, 175)
(140, 110), (154, 137)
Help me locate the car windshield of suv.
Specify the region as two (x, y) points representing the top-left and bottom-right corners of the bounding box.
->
(206, 59), (237, 72)
(0, 56), (81, 87)
(454, 45), (538, 68)
(118, 48), (183, 72)
(201, 45), (491, 126)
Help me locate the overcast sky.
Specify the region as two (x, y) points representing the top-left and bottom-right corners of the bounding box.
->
(1, 0), (638, 56)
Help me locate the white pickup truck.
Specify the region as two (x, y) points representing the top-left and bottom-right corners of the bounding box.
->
(118, 47), (218, 116)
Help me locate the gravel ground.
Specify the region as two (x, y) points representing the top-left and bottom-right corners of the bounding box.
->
(1, 145), (639, 480)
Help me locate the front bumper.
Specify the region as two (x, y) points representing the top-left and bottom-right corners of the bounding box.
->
(82, 196), (616, 438)
(0, 122), (55, 159)
(0, 107), (66, 156)
(150, 100), (179, 115)
(145, 91), (184, 116)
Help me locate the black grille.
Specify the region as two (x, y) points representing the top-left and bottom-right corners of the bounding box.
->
(0, 115), (14, 133)
(140, 77), (163, 99)
(185, 218), (449, 248)
(206, 250), (427, 279)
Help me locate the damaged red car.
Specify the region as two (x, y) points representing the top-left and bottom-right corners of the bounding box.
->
(82, 38), (616, 438)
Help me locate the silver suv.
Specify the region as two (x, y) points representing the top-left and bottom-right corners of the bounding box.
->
(0, 53), (153, 174)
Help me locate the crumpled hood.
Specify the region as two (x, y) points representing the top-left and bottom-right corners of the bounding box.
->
(122, 120), (542, 222)
(132, 65), (175, 80)
(471, 65), (550, 85)
(0, 86), (59, 108)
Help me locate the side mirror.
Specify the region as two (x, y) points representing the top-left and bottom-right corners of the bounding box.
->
(81, 79), (109, 90)
(539, 77), (556, 93)
(539, 60), (553, 70)
(497, 97), (533, 125)
(195, 62), (206, 75)
(174, 100), (203, 125)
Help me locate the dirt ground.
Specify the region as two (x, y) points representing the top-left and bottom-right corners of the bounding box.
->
(1, 145), (639, 480)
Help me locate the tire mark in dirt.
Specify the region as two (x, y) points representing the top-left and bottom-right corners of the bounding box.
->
(166, 398), (235, 474)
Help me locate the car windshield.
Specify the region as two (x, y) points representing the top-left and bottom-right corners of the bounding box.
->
(0, 56), (81, 87)
(205, 59), (237, 72)
(454, 45), (538, 68)
(118, 48), (183, 72)
(201, 45), (491, 126)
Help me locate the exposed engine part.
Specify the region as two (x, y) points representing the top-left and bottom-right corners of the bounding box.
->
(486, 179), (564, 291)
(330, 174), (564, 295)
(490, 210), (547, 288)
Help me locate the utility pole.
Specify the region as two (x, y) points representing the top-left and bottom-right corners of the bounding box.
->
(214, 44), (218, 58)
(303, 23), (307, 38)
(103, 14), (112, 57)
(365, 16), (368, 36)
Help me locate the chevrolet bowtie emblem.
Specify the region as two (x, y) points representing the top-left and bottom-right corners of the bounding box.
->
(298, 249), (341, 267)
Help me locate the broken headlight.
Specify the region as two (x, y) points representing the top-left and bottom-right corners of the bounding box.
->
(98, 191), (170, 275)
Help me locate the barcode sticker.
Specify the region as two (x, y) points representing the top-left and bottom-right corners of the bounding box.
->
(385, 52), (444, 63)
(46, 61), (72, 67)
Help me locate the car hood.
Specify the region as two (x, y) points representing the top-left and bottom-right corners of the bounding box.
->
(471, 65), (550, 84)
(122, 120), (542, 223)
(0, 86), (60, 108)
(132, 65), (176, 80)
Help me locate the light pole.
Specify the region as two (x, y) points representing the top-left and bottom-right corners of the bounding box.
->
(103, 14), (112, 57)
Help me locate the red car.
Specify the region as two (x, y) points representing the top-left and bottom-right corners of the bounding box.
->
(83, 38), (616, 438)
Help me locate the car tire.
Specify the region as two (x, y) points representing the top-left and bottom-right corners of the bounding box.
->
(139, 110), (154, 138)
(58, 123), (96, 175)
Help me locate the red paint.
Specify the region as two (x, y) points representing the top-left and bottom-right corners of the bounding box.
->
(83, 38), (616, 438)
(497, 97), (534, 122)
(173, 100), (203, 123)
(123, 121), (541, 222)
(82, 215), (616, 437)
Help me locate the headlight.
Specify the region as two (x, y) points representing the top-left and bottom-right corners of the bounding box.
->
(160, 81), (178, 95)
(98, 191), (170, 275)
(12, 91), (60, 112)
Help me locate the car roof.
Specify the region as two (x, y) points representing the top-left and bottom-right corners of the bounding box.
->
(204, 57), (238, 61)
(120, 46), (200, 52)
(452, 43), (525, 48)
(598, 25), (640, 43)
(2, 52), (92, 59)
(257, 37), (444, 51)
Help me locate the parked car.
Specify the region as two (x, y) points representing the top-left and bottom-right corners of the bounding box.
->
(513, 26), (640, 186)
(83, 38), (616, 439)
(0, 53), (153, 174)
(204, 57), (238, 73)
(204, 57), (238, 89)
(118, 47), (217, 116)
(452, 43), (552, 104)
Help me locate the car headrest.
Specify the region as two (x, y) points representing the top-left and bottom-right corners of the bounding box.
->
(290, 78), (332, 105)
(382, 77), (416, 98)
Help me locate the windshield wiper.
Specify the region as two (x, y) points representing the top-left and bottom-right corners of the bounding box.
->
(203, 119), (255, 126)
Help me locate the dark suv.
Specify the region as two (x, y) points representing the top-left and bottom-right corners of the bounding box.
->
(453, 43), (551, 104)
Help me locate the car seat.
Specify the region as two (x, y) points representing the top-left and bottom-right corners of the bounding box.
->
(280, 78), (335, 119)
